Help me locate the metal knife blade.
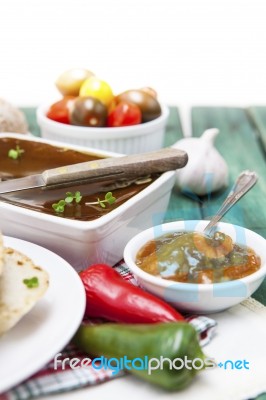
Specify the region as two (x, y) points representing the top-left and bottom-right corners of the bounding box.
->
(0, 175), (46, 194)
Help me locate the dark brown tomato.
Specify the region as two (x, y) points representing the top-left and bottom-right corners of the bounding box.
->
(70, 96), (107, 127)
(139, 86), (158, 98)
(116, 90), (161, 123)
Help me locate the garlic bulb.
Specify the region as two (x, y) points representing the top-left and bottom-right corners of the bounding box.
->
(172, 128), (228, 195)
(0, 98), (28, 133)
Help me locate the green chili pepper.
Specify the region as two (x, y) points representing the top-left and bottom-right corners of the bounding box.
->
(73, 322), (207, 390)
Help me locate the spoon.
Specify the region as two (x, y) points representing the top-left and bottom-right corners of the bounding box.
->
(204, 170), (258, 236)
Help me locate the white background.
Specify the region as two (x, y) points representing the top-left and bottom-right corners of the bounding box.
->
(1, 0), (266, 117)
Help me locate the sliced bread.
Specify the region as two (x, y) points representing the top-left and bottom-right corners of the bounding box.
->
(0, 233), (3, 277)
(0, 247), (49, 336)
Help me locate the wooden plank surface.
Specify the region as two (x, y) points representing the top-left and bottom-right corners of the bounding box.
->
(164, 107), (202, 222)
(191, 107), (266, 235)
(22, 107), (40, 136)
(248, 106), (266, 154)
(191, 107), (266, 305)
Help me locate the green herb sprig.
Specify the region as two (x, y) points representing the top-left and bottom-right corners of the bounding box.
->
(52, 199), (66, 213)
(86, 192), (116, 208)
(23, 277), (39, 288)
(52, 191), (82, 213)
(52, 191), (116, 214)
(64, 191), (82, 204)
(8, 145), (24, 160)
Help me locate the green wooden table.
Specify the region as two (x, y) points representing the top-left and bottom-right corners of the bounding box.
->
(22, 106), (266, 400)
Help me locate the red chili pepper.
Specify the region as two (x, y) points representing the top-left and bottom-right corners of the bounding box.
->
(79, 264), (184, 323)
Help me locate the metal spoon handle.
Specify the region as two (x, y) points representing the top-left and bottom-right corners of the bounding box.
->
(204, 170), (258, 235)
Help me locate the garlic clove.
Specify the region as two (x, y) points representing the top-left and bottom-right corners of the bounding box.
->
(201, 128), (220, 143)
(172, 128), (229, 195)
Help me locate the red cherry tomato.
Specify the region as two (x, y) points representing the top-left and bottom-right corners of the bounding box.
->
(46, 96), (75, 124)
(107, 101), (142, 127)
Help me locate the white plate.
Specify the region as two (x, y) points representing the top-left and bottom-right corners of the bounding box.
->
(0, 236), (86, 393)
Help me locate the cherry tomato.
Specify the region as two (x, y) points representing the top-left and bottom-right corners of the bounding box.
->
(116, 90), (161, 123)
(46, 96), (75, 124)
(55, 68), (94, 96)
(108, 98), (117, 115)
(107, 102), (142, 127)
(70, 96), (107, 127)
(140, 86), (157, 98)
(79, 77), (114, 107)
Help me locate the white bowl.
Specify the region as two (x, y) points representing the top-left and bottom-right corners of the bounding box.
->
(0, 134), (175, 271)
(36, 103), (169, 155)
(124, 220), (266, 314)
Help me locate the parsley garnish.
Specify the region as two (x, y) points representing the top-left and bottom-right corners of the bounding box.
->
(52, 191), (82, 213)
(52, 191), (116, 214)
(23, 277), (39, 288)
(8, 145), (25, 160)
(85, 192), (116, 208)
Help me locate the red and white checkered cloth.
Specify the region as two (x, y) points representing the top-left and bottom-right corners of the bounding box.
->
(0, 261), (217, 400)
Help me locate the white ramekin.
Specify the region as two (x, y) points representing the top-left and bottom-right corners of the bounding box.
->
(124, 220), (266, 314)
(36, 103), (169, 155)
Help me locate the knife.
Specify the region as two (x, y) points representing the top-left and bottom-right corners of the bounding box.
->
(0, 147), (188, 194)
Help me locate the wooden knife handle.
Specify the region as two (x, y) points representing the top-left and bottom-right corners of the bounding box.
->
(42, 147), (188, 186)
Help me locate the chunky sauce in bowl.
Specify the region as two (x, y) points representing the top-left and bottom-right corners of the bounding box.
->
(136, 231), (261, 283)
(0, 138), (157, 221)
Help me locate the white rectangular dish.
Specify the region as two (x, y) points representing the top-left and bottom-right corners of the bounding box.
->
(0, 134), (175, 271)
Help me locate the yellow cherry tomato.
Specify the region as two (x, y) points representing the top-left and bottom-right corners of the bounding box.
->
(79, 77), (114, 107)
